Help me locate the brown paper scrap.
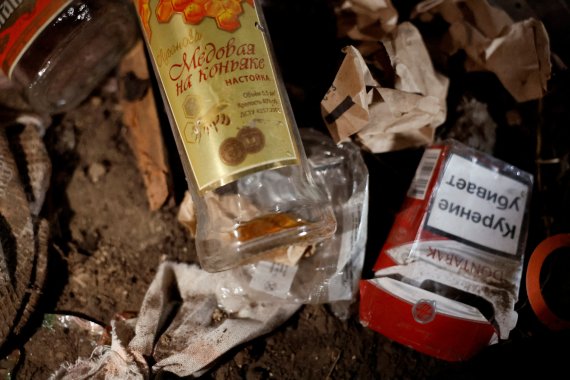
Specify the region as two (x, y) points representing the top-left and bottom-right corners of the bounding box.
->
(483, 19), (550, 103)
(321, 45), (379, 143)
(119, 41), (169, 211)
(335, 0), (399, 41)
(413, 0), (551, 102)
(321, 22), (449, 153)
(177, 191), (197, 237)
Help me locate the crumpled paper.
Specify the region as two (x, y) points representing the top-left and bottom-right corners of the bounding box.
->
(335, 0), (399, 41)
(321, 22), (449, 153)
(50, 261), (300, 378)
(413, 0), (551, 102)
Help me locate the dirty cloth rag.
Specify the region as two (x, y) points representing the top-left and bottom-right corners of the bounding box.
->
(50, 261), (301, 378)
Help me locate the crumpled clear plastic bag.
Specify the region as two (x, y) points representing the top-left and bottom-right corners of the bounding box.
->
(222, 128), (369, 318)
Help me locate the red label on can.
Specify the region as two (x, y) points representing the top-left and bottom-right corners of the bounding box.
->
(0, 0), (71, 76)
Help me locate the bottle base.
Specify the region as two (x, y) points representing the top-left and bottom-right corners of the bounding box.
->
(197, 209), (336, 273)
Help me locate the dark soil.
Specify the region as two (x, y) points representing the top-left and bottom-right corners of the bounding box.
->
(3, 0), (570, 379)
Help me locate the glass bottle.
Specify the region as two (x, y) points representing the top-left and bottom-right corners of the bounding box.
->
(1, 0), (138, 114)
(134, 0), (336, 272)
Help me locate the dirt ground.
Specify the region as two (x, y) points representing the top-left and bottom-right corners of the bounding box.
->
(3, 0), (570, 379)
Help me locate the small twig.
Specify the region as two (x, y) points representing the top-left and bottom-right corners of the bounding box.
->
(326, 350), (341, 379)
(52, 243), (70, 263)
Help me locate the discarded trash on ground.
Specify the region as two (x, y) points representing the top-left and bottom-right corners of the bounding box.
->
(334, 0), (398, 41)
(0, 0), (568, 378)
(412, 0), (551, 103)
(50, 262), (301, 378)
(321, 22), (449, 153)
(179, 128), (369, 318)
(360, 139), (533, 361)
(232, 129), (369, 318)
(525, 234), (570, 331)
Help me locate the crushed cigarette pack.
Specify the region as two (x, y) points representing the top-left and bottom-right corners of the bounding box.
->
(360, 139), (533, 361)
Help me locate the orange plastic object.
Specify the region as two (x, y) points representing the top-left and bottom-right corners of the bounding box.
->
(526, 233), (570, 331)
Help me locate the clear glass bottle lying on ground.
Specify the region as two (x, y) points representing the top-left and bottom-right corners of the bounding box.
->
(134, 0), (336, 272)
(1, 0), (138, 114)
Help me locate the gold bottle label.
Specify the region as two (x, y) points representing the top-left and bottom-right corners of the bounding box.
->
(136, 0), (300, 193)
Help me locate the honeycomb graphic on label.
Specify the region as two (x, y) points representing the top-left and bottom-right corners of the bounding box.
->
(150, 0), (254, 32)
(156, 0), (174, 22)
(182, 94), (204, 119)
(183, 121), (201, 143)
(182, 93), (230, 142)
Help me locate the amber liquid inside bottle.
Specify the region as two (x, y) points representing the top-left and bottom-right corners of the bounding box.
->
(10, 0), (138, 114)
(234, 213), (306, 242)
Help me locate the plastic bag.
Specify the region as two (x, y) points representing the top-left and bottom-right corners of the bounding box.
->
(225, 128), (369, 317)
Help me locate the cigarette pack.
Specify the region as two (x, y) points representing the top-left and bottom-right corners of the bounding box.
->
(360, 140), (533, 361)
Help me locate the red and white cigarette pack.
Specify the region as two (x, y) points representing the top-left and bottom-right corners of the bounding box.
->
(360, 140), (533, 361)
